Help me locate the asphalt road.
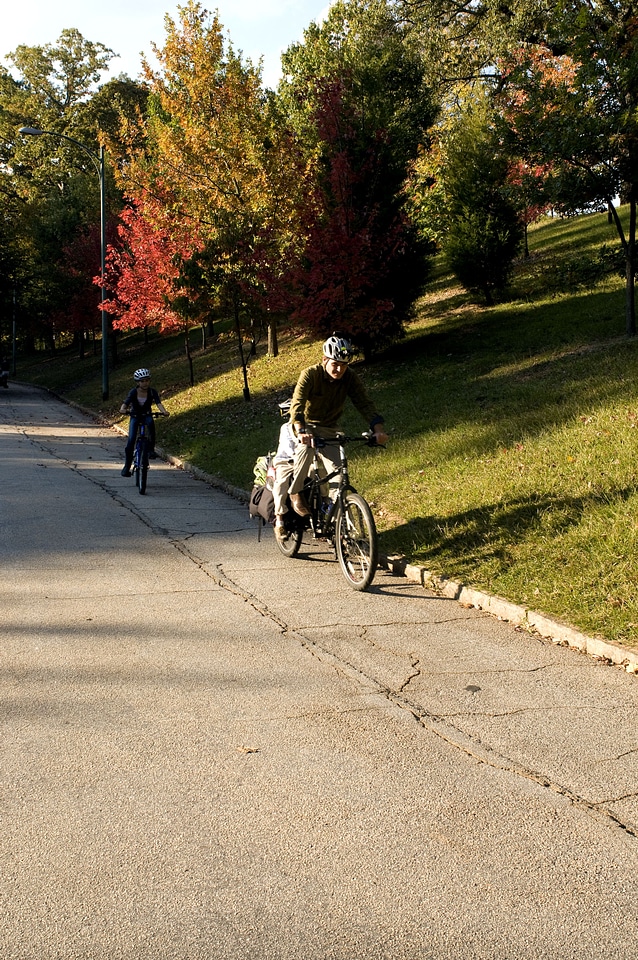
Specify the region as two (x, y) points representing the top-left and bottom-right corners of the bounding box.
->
(1, 382), (638, 960)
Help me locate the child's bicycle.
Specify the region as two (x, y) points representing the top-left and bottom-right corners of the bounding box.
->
(274, 432), (382, 591)
(131, 412), (164, 495)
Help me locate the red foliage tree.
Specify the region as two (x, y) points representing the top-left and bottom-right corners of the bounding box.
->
(101, 194), (194, 332)
(96, 189), (205, 382)
(506, 159), (552, 258)
(56, 221), (102, 337)
(281, 78), (418, 356)
(52, 217), (119, 355)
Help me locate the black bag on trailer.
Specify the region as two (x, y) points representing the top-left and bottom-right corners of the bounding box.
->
(249, 483), (275, 524)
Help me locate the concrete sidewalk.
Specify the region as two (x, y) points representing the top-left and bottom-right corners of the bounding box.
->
(2, 382), (638, 960)
(160, 416), (638, 676)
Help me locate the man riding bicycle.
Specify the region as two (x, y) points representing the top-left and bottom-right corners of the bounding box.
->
(120, 368), (170, 477)
(283, 335), (388, 534)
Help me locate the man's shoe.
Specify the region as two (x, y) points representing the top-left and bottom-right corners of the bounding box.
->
(121, 467), (132, 477)
(274, 519), (286, 541)
(290, 493), (310, 517)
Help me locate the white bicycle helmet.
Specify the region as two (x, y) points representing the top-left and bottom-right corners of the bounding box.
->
(134, 368), (151, 381)
(322, 336), (353, 362)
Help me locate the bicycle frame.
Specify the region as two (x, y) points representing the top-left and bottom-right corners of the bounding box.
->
(306, 437), (353, 534)
(133, 416), (152, 456)
(131, 412), (161, 495)
(275, 432), (381, 590)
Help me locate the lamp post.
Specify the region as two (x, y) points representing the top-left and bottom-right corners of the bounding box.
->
(19, 126), (109, 401)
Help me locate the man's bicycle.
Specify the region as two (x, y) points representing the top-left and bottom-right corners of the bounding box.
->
(131, 412), (164, 495)
(274, 433), (382, 591)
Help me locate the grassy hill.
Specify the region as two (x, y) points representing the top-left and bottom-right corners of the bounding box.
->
(15, 206), (638, 649)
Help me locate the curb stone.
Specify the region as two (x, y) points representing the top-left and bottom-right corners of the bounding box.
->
(386, 555), (638, 676)
(125, 444), (638, 678)
(34, 387), (638, 679)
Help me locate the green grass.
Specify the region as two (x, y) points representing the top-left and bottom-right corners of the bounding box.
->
(14, 206), (638, 649)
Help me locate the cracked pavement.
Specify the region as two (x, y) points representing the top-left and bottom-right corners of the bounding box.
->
(2, 382), (638, 960)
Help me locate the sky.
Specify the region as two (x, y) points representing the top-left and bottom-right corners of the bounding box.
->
(2, 0), (332, 90)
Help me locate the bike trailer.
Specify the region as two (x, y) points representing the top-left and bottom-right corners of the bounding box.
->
(249, 452), (276, 540)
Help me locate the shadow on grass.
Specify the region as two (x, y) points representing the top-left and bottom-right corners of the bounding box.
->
(156, 283), (636, 492)
(381, 484), (637, 579)
(394, 285), (625, 364)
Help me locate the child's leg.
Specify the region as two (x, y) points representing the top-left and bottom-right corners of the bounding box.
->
(273, 462), (293, 516)
(122, 420), (137, 475)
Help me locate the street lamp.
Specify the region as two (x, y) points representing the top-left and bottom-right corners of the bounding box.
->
(19, 126), (110, 401)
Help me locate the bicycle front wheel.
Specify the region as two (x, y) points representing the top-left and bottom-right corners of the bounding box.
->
(138, 442), (149, 495)
(335, 492), (378, 591)
(138, 463), (148, 494)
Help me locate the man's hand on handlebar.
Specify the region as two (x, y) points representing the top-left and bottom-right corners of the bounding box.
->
(295, 423), (315, 447)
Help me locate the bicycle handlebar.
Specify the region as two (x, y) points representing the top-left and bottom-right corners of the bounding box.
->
(314, 432), (385, 449)
(126, 411), (169, 419)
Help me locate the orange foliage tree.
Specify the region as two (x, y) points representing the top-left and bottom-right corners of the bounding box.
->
(116, 0), (311, 395)
(497, 4), (638, 334)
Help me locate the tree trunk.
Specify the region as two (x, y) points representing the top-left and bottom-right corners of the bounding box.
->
(605, 195), (635, 336)
(626, 195), (636, 337)
(234, 299), (251, 401)
(184, 327), (194, 386)
(268, 319), (278, 357)
(110, 323), (118, 368)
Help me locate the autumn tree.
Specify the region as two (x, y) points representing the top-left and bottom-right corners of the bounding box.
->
(116, 0), (310, 396)
(101, 190), (204, 384)
(400, 0), (638, 333)
(437, 92), (522, 303)
(506, 160), (552, 259)
(395, 0), (552, 89)
(55, 221), (107, 357)
(496, 3), (638, 334)
(277, 0), (437, 354)
(1, 30), (145, 352)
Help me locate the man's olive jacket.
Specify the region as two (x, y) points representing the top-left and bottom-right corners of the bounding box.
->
(289, 363), (383, 434)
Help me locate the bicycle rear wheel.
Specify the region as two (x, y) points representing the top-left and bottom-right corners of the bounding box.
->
(335, 492), (378, 590)
(274, 516), (303, 557)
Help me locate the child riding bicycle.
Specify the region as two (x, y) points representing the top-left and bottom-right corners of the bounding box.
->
(120, 368), (170, 477)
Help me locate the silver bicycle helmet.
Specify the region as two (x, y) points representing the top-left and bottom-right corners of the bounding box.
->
(134, 368), (151, 381)
(322, 336), (353, 362)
